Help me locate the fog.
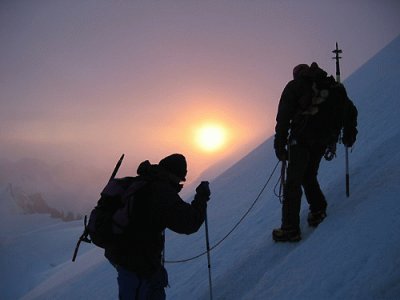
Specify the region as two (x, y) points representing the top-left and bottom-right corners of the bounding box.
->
(1, 1), (399, 215)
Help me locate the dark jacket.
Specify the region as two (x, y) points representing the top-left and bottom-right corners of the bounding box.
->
(105, 165), (207, 277)
(275, 66), (349, 148)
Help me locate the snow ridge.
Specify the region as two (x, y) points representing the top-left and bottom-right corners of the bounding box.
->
(1, 35), (400, 299)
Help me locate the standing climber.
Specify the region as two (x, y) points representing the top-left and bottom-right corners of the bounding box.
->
(272, 62), (358, 242)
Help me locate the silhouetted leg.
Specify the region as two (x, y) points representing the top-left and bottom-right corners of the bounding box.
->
(302, 143), (327, 213)
(282, 144), (309, 230)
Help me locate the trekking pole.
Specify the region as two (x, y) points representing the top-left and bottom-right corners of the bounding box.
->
(333, 42), (342, 84)
(345, 147), (350, 197)
(332, 42), (350, 197)
(161, 230), (166, 266)
(204, 211), (213, 300)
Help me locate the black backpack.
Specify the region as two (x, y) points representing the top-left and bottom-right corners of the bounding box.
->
(72, 156), (149, 261)
(87, 177), (147, 248)
(291, 76), (349, 144)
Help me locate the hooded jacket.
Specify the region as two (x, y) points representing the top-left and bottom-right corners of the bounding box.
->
(105, 163), (207, 277)
(275, 63), (348, 148)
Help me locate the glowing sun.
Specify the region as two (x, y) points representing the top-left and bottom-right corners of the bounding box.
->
(195, 123), (227, 152)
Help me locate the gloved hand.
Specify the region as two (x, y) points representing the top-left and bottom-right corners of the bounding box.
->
(342, 127), (358, 147)
(195, 181), (211, 201)
(275, 145), (288, 161)
(274, 140), (287, 161)
(324, 143), (336, 161)
(274, 137), (288, 161)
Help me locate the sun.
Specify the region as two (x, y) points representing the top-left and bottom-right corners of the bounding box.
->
(195, 123), (227, 152)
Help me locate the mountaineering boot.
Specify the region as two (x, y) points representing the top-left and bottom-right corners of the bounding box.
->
(307, 210), (327, 227)
(272, 227), (301, 242)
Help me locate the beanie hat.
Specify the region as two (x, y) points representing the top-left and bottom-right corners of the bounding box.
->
(159, 153), (187, 181)
(293, 64), (309, 79)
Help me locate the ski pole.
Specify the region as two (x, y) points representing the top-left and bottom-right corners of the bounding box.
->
(333, 42), (342, 83)
(345, 147), (350, 197)
(204, 211), (213, 300)
(161, 230), (166, 266)
(332, 42), (350, 197)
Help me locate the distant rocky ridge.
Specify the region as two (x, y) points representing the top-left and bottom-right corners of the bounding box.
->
(0, 157), (105, 214)
(6, 183), (83, 221)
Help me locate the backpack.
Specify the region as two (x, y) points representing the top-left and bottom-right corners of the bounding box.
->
(87, 177), (147, 248)
(72, 157), (150, 261)
(291, 76), (348, 144)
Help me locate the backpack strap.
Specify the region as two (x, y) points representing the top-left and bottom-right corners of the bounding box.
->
(301, 81), (330, 116)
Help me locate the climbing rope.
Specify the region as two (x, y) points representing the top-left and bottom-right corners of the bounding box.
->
(273, 160), (287, 203)
(165, 160), (280, 264)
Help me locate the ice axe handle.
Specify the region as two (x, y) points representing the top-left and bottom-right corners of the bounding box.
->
(109, 154), (125, 181)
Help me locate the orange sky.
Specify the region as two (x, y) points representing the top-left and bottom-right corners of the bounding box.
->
(1, 1), (399, 184)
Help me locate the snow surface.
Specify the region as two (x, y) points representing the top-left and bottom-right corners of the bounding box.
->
(1, 34), (400, 299)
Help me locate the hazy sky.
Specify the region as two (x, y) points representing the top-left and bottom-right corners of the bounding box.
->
(1, 0), (399, 181)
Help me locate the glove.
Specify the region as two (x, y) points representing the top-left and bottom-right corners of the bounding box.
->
(342, 127), (357, 147)
(274, 136), (288, 161)
(324, 143), (336, 161)
(274, 139), (288, 161)
(195, 181), (211, 201)
(275, 145), (288, 161)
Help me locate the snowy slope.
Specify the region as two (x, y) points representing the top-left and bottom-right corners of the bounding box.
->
(1, 35), (400, 300)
